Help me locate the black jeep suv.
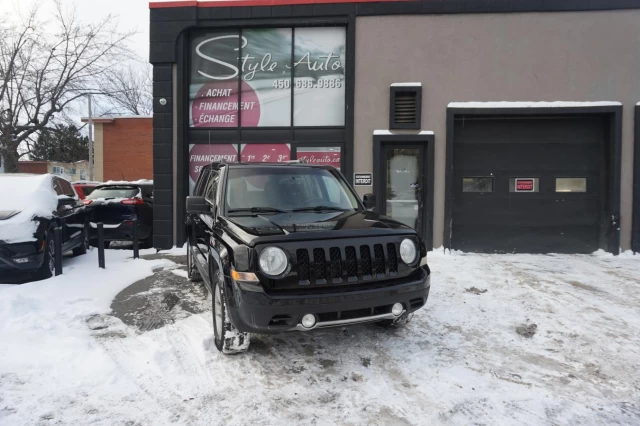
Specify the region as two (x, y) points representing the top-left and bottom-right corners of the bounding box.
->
(185, 162), (431, 354)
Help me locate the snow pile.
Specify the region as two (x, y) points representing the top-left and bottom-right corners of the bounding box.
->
(1, 248), (640, 425)
(448, 101), (622, 108)
(103, 179), (153, 186)
(0, 174), (57, 243)
(0, 247), (177, 423)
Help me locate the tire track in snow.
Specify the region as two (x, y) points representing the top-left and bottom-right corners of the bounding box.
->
(95, 330), (190, 424)
(162, 319), (219, 424)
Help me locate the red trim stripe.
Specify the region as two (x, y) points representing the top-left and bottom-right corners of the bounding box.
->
(150, 0), (412, 9)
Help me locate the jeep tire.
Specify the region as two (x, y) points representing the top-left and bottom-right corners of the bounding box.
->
(212, 269), (250, 354)
(187, 244), (201, 282)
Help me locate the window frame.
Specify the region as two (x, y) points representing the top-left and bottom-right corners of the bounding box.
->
(462, 176), (494, 193)
(555, 177), (588, 193)
(188, 25), (347, 131)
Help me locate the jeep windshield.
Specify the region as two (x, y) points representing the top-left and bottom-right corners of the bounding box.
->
(225, 167), (361, 215)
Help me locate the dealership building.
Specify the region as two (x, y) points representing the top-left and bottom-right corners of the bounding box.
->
(149, 0), (640, 254)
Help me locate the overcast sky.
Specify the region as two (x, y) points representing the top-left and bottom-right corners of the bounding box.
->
(4, 0), (151, 62)
(72, 0), (151, 61)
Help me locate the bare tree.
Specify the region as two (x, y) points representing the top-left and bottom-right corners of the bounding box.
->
(100, 64), (153, 116)
(0, 1), (134, 172)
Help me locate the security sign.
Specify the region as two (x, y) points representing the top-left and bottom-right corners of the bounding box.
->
(354, 173), (373, 186)
(515, 178), (535, 192)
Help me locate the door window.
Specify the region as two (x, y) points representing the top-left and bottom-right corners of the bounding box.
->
(385, 148), (421, 230)
(556, 178), (587, 193)
(194, 168), (211, 197)
(205, 172), (219, 204)
(462, 177), (493, 193)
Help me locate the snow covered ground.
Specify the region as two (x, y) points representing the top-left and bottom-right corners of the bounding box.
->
(1, 248), (639, 425)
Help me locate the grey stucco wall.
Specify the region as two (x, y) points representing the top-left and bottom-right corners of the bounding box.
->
(354, 10), (640, 250)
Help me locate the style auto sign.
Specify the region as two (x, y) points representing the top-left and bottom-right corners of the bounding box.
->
(194, 35), (343, 82)
(190, 28), (346, 128)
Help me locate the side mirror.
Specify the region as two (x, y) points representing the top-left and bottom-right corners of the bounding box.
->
(186, 196), (211, 215)
(363, 193), (376, 210)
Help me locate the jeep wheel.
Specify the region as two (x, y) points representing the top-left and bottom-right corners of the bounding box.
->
(377, 312), (413, 328)
(187, 244), (201, 282)
(212, 270), (249, 354)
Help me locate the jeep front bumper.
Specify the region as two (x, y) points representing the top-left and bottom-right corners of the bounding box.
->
(225, 265), (431, 333)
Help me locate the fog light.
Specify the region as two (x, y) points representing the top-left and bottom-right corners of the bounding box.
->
(301, 314), (317, 329)
(14, 258), (29, 264)
(392, 303), (403, 316)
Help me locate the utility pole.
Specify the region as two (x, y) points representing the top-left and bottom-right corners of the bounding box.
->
(88, 94), (94, 181)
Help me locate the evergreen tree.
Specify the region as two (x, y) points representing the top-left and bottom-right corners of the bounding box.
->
(31, 124), (89, 163)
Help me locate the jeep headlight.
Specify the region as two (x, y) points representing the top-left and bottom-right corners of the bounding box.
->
(259, 246), (288, 276)
(400, 239), (417, 264)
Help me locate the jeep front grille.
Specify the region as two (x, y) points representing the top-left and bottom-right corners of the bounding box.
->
(294, 241), (402, 286)
(329, 247), (342, 279)
(313, 248), (326, 280)
(345, 246), (357, 277)
(296, 249), (310, 281)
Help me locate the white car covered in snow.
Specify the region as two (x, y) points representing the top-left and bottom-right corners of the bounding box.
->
(0, 174), (90, 281)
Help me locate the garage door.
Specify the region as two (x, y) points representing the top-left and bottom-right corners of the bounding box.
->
(451, 116), (608, 253)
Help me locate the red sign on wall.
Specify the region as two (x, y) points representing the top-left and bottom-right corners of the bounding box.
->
(296, 147), (341, 169)
(515, 179), (534, 192)
(240, 144), (291, 163)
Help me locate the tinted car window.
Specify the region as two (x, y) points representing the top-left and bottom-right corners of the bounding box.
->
(225, 167), (360, 212)
(87, 187), (139, 199)
(194, 168), (211, 196)
(52, 178), (65, 196)
(139, 185), (154, 200)
(205, 172), (219, 204)
(81, 187), (95, 196)
(60, 179), (76, 197)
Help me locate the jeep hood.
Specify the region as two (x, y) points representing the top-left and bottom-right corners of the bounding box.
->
(224, 210), (414, 243)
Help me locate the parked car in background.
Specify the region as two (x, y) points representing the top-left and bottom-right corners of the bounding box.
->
(73, 181), (100, 200)
(82, 181), (153, 248)
(0, 174), (89, 281)
(185, 162), (431, 354)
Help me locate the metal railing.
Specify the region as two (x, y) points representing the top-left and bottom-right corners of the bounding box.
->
(53, 220), (141, 275)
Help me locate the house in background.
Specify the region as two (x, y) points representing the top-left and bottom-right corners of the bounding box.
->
(17, 160), (90, 182)
(80, 116), (152, 182)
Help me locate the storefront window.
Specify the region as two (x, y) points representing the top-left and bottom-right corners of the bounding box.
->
(189, 26), (346, 128)
(240, 144), (291, 163)
(190, 30), (241, 128)
(240, 28), (292, 127)
(188, 144), (238, 194)
(295, 146), (341, 169)
(293, 27), (346, 126)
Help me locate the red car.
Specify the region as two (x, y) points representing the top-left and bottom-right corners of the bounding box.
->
(73, 182), (99, 200)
